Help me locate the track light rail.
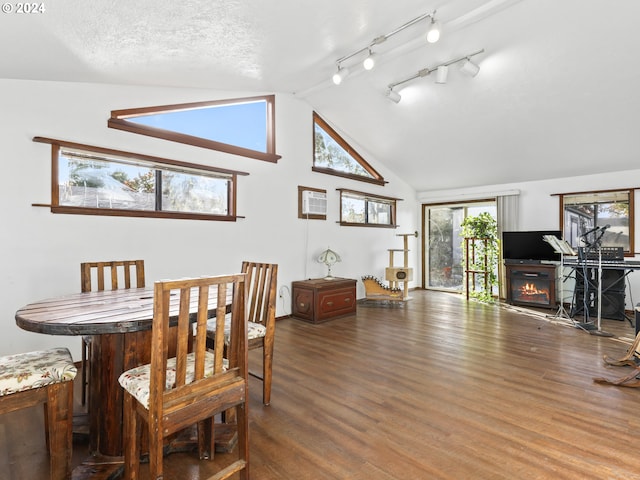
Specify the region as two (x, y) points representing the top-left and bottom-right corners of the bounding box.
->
(334, 11), (436, 66)
(332, 10), (440, 84)
(388, 48), (485, 90)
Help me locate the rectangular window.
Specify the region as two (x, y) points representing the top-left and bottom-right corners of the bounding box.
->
(338, 189), (399, 227)
(160, 171), (229, 214)
(559, 189), (634, 254)
(368, 199), (392, 225)
(35, 137), (248, 221)
(59, 154), (156, 211)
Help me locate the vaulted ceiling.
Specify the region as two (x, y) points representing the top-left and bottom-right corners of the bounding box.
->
(2, 0), (639, 192)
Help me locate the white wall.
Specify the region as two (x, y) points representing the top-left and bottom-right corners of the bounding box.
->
(418, 169), (640, 310)
(0, 79), (418, 359)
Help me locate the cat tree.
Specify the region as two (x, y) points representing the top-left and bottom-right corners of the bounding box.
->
(362, 232), (416, 302)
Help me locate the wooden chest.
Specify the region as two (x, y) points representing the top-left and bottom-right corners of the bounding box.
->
(291, 278), (357, 323)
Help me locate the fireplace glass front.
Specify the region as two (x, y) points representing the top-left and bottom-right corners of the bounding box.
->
(505, 263), (557, 309)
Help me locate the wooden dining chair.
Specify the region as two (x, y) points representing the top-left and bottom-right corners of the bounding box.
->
(79, 260), (145, 406)
(0, 347), (77, 479)
(118, 274), (249, 480)
(207, 261), (278, 405)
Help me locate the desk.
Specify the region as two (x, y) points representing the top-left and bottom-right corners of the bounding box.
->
(15, 286), (231, 479)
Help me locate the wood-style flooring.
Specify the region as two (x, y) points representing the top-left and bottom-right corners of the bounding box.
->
(2, 290), (640, 479)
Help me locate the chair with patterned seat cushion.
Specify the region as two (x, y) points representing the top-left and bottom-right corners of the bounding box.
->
(80, 260), (145, 406)
(206, 261), (278, 405)
(0, 347), (77, 480)
(118, 273), (249, 480)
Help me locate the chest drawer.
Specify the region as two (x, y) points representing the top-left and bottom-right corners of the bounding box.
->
(317, 287), (356, 319)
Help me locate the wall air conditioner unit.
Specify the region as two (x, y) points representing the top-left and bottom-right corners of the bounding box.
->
(302, 190), (328, 215)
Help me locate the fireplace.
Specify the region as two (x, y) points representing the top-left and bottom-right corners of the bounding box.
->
(505, 262), (557, 309)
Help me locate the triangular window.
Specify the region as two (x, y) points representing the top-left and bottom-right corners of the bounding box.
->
(313, 112), (385, 186)
(109, 95), (280, 163)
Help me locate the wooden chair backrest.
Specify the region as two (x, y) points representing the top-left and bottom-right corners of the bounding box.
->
(241, 261), (277, 328)
(149, 274), (247, 426)
(81, 260), (145, 292)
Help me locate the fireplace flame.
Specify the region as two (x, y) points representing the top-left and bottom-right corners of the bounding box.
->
(519, 283), (549, 299)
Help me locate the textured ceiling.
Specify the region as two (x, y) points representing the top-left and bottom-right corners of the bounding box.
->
(2, 0), (639, 192)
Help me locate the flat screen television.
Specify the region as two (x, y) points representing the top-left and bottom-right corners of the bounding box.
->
(502, 230), (562, 263)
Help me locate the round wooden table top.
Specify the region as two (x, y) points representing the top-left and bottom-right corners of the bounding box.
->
(15, 287), (160, 335)
(16, 285), (232, 336)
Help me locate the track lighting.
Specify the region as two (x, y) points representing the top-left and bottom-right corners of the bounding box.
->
(331, 10), (440, 85)
(332, 65), (350, 85)
(363, 50), (376, 71)
(459, 58), (480, 77)
(426, 17), (441, 43)
(435, 65), (448, 84)
(385, 49), (484, 102)
(386, 88), (401, 104)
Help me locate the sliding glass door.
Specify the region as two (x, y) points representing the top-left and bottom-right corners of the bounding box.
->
(424, 201), (496, 292)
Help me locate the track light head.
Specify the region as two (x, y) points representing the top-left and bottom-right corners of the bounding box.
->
(459, 58), (480, 77)
(332, 66), (350, 85)
(435, 65), (448, 84)
(426, 17), (441, 43)
(386, 88), (401, 104)
(363, 50), (377, 71)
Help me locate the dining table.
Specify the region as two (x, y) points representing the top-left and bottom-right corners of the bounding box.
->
(15, 285), (234, 480)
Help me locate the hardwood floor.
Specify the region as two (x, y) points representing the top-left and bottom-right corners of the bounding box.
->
(2, 290), (640, 479)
